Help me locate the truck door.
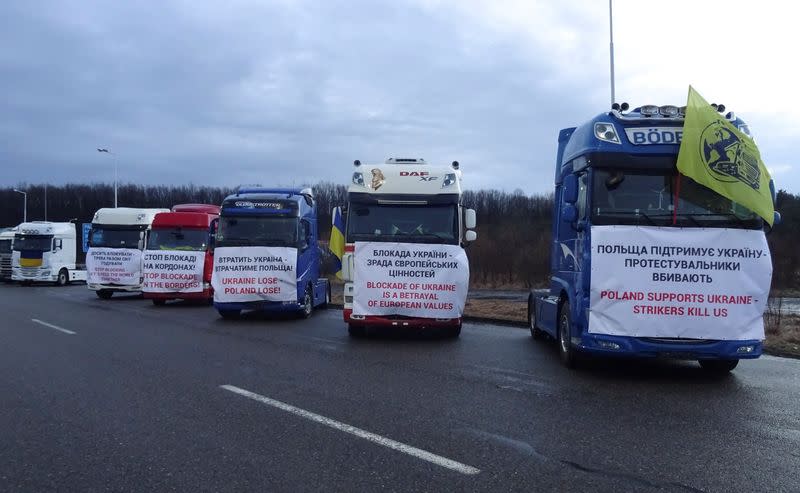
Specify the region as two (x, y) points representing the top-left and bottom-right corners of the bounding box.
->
(298, 219), (317, 285)
(575, 172), (589, 295)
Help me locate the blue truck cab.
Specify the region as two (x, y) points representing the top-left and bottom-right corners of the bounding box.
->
(529, 103), (779, 373)
(213, 187), (331, 319)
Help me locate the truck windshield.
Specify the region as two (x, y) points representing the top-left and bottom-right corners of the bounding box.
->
(147, 228), (208, 251)
(217, 216), (298, 247)
(0, 240), (11, 254)
(591, 169), (761, 229)
(13, 235), (53, 251)
(347, 204), (458, 244)
(90, 227), (142, 248)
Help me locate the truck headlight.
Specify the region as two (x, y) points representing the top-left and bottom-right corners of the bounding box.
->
(441, 173), (457, 188)
(594, 122), (620, 144)
(352, 172), (365, 186)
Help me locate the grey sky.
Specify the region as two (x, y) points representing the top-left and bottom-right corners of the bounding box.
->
(1, 0), (796, 194)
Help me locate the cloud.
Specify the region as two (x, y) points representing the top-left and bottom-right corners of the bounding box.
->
(0, 0), (797, 195)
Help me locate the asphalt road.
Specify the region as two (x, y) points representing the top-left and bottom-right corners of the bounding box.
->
(1, 283), (799, 492)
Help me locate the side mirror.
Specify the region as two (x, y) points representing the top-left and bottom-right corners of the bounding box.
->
(464, 208), (477, 230)
(465, 230), (477, 243)
(563, 174), (578, 204)
(773, 211), (782, 226)
(562, 204), (578, 223)
(53, 238), (63, 251)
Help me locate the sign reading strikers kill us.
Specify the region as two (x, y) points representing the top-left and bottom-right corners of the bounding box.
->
(142, 251), (205, 293)
(86, 247), (143, 286)
(211, 246), (298, 303)
(353, 242), (469, 318)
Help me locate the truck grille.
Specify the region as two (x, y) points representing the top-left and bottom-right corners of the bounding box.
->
(642, 337), (713, 345)
(0, 256), (11, 277)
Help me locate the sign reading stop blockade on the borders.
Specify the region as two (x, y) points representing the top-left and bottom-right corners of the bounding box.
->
(211, 246), (298, 303)
(142, 250), (205, 293)
(86, 247), (143, 286)
(352, 242), (469, 318)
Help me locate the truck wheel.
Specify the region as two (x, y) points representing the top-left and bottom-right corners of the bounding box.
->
(218, 309), (241, 320)
(699, 359), (739, 374)
(55, 268), (69, 287)
(558, 303), (578, 369)
(300, 286), (313, 318)
(96, 289), (113, 300)
(348, 324), (366, 338)
(444, 323), (462, 338)
(528, 296), (544, 340)
(320, 284), (331, 309)
(152, 299), (167, 306)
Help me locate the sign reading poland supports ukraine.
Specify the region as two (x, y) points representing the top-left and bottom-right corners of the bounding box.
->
(86, 247), (143, 286)
(142, 251), (205, 293)
(353, 242), (469, 318)
(211, 246), (297, 303)
(589, 226), (772, 340)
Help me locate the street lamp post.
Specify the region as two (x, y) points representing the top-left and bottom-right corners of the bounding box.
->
(97, 148), (117, 207)
(13, 189), (27, 223)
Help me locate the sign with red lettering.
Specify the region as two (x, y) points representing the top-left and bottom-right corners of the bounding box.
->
(589, 226), (772, 340)
(86, 247), (143, 286)
(142, 250), (205, 293)
(211, 246), (297, 303)
(352, 242), (469, 318)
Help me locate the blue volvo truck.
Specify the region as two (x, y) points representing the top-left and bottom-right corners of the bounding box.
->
(529, 103), (779, 373)
(212, 187), (330, 319)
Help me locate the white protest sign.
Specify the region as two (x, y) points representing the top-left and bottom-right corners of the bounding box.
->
(589, 226), (772, 340)
(211, 246), (297, 303)
(142, 250), (205, 293)
(86, 247), (143, 286)
(352, 242), (470, 318)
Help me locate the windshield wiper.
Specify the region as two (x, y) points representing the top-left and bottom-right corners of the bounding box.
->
(681, 213), (752, 227)
(600, 210), (656, 225)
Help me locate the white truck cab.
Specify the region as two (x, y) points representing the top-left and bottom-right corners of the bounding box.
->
(87, 207), (169, 299)
(11, 222), (86, 285)
(1, 227), (19, 282)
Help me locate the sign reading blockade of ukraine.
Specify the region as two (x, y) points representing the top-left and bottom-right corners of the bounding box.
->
(352, 242), (469, 318)
(142, 251), (205, 293)
(86, 247), (143, 285)
(589, 225), (772, 340)
(211, 247), (297, 303)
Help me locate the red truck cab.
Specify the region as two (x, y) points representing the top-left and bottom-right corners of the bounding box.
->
(143, 204), (220, 305)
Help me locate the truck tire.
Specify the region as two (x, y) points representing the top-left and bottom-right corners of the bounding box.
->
(348, 324), (366, 338)
(699, 359), (739, 374)
(55, 268), (69, 287)
(528, 296), (544, 340)
(96, 289), (113, 299)
(558, 302), (578, 369)
(218, 309), (241, 320)
(152, 299), (167, 306)
(300, 286), (313, 318)
(444, 323), (462, 338)
(320, 284), (331, 309)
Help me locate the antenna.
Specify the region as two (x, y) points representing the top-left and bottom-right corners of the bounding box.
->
(609, 0), (616, 106)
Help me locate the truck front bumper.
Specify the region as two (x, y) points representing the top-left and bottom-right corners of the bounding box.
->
(343, 308), (461, 329)
(143, 286), (213, 302)
(576, 334), (762, 360)
(214, 300), (302, 313)
(87, 283), (142, 293)
(12, 268), (53, 282)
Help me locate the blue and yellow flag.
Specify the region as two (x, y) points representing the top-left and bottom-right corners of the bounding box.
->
(676, 86), (774, 225)
(330, 207), (345, 279)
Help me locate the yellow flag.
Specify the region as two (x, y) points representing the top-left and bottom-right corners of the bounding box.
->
(676, 86), (774, 226)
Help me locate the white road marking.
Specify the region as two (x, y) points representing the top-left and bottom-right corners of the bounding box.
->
(220, 384), (481, 476)
(31, 319), (76, 335)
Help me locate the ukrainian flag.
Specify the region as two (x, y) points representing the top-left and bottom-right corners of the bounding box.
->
(330, 207), (345, 279)
(20, 250), (43, 267)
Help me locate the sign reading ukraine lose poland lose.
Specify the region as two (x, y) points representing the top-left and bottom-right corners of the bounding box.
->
(589, 226), (772, 340)
(142, 251), (205, 293)
(86, 247), (143, 286)
(352, 242), (469, 318)
(210, 246), (297, 303)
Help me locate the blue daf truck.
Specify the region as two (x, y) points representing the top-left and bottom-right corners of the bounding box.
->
(212, 187), (330, 319)
(529, 103), (780, 373)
